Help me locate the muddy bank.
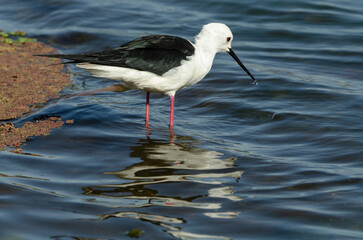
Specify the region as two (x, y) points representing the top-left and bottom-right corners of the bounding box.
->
(0, 32), (71, 150)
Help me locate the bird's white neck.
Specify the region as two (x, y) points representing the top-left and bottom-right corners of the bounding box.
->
(194, 31), (220, 56)
(192, 34), (219, 81)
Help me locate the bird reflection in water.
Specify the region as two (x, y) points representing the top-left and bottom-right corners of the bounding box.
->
(83, 135), (243, 238)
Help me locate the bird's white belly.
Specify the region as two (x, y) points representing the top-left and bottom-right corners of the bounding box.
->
(76, 63), (168, 92)
(161, 51), (214, 92)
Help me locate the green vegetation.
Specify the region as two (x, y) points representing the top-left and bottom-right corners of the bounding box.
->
(127, 229), (144, 238)
(0, 30), (36, 45)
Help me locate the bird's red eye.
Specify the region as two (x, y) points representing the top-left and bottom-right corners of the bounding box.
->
(227, 37), (231, 42)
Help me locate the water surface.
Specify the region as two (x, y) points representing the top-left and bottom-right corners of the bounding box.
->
(0, 0), (363, 239)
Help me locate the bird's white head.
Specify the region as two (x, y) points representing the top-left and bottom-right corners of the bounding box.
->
(196, 23), (233, 52)
(195, 23), (257, 84)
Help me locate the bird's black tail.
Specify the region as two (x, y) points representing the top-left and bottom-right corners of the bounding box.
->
(34, 54), (81, 65)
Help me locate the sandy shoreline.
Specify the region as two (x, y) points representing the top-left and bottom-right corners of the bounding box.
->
(0, 32), (71, 150)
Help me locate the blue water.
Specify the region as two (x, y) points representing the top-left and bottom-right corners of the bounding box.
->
(1, 0), (363, 239)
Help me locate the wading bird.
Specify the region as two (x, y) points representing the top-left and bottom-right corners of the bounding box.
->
(36, 23), (256, 131)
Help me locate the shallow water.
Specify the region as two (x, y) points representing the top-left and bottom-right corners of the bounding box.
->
(1, 0), (363, 239)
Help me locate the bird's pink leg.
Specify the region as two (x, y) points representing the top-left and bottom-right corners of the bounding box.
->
(169, 95), (175, 131)
(145, 92), (150, 126)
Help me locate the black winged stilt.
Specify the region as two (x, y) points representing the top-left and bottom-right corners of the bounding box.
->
(36, 23), (256, 131)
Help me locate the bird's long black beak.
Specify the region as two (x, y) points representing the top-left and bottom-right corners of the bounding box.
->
(228, 48), (257, 84)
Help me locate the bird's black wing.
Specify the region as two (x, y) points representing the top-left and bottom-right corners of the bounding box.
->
(36, 35), (195, 76)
